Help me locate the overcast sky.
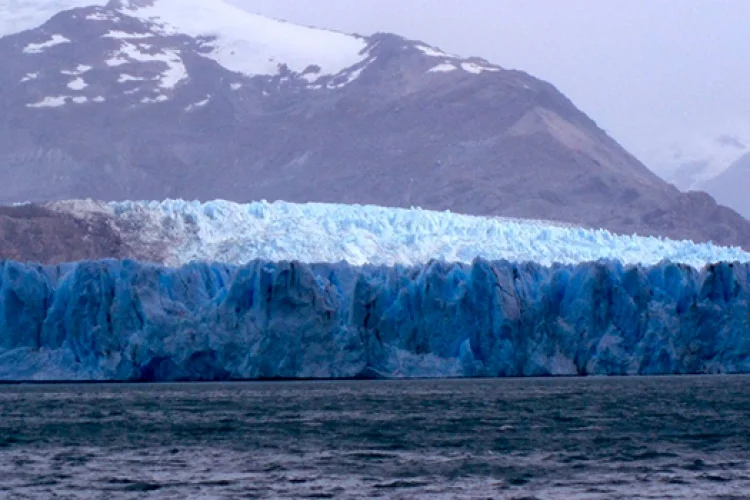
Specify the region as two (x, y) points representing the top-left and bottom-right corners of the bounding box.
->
(229, 0), (750, 172)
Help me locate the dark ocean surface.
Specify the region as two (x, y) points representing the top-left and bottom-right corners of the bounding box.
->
(1, 376), (749, 499)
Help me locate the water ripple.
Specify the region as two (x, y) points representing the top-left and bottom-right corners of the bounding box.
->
(0, 376), (749, 499)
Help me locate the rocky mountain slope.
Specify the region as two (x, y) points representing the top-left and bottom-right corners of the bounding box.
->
(1, 0), (750, 249)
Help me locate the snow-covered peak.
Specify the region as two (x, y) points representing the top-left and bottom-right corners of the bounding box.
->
(3, 0), (368, 81)
(115, 0), (368, 79)
(4, 0), (504, 87)
(0, 0), (107, 37)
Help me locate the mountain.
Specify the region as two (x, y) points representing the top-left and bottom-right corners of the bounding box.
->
(700, 152), (750, 219)
(661, 131), (750, 219)
(663, 133), (749, 191)
(1, 0), (750, 249)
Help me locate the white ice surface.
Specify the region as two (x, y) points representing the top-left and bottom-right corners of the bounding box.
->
(117, 0), (367, 79)
(105, 199), (750, 268)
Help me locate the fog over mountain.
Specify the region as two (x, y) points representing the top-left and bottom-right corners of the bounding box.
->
(701, 152), (750, 219)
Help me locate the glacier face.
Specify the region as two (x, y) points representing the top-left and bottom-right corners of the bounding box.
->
(55, 199), (750, 268)
(1, 258), (749, 381)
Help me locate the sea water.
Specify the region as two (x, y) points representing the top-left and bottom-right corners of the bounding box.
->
(1, 376), (749, 499)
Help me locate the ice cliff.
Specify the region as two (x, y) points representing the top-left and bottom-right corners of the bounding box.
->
(1, 258), (749, 381)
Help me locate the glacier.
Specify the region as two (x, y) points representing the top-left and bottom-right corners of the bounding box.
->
(55, 199), (750, 268)
(1, 257), (749, 381)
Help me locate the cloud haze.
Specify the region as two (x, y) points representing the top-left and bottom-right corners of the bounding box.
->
(228, 0), (750, 173)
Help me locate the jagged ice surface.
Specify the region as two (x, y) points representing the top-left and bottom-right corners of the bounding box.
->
(104, 199), (750, 268)
(1, 258), (749, 381)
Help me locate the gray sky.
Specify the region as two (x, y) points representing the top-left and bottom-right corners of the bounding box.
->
(229, 0), (750, 172)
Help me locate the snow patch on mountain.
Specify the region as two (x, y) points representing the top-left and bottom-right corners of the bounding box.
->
(84, 8), (119, 22)
(106, 41), (186, 89)
(461, 62), (500, 74)
(117, 0), (367, 80)
(26, 96), (68, 108)
(103, 30), (153, 39)
(55, 199), (750, 269)
(26, 95), (100, 107)
(60, 64), (92, 75)
(66, 76), (87, 90)
(140, 94), (167, 103)
(185, 96), (210, 111)
(415, 42), (500, 74)
(428, 63), (457, 73)
(324, 57), (377, 89)
(22, 34), (70, 53)
(416, 44), (453, 58)
(117, 73), (145, 82)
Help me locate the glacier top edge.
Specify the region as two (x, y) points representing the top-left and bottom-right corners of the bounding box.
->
(44, 198), (748, 269)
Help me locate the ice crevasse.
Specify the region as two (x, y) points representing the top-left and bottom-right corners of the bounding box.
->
(0, 258), (749, 381)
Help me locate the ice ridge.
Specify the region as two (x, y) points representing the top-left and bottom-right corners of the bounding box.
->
(100, 199), (750, 268)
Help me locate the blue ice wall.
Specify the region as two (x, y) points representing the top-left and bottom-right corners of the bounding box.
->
(0, 258), (749, 380)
